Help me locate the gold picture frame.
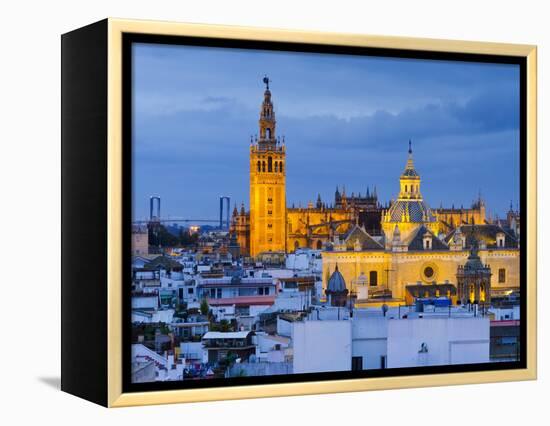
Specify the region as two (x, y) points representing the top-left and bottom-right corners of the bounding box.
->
(61, 18), (537, 407)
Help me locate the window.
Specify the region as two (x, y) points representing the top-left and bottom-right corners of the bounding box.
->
(280, 162), (283, 173)
(424, 266), (434, 278)
(266, 128), (271, 139)
(499, 268), (506, 283)
(257, 161), (261, 172)
(369, 271), (378, 286)
(405, 185), (408, 193)
(187, 288), (194, 294)
(268, 156), (273, 172)
(267, 197), (273, 204)
(425, 239), (431, 249)
(316, 240), (323, 250)
(209, 288), (216, 298)
(274, 162), (278, 172)
(500, 336), (517, 345)
(262, 161), (266, 172)
(267, 223), (272, 229)
(380, 356), (387, 369)
(267, 210), (272, 215)
(217, 288), (222, 298)
(352, 356), (363, 371)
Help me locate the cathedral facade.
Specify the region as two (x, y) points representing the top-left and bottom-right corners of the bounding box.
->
(231, 79), (520, 302)
(321, 146), (520, 303)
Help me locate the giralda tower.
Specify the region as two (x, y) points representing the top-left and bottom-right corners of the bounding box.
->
(249, 76), (286, 257)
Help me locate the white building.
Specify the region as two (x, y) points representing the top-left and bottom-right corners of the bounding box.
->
(351, 313), (388, 370)
(285, 248), (322, 272)
(386, 316), (490, 368)
(132, 308), (174, 323)
(292, 319), (352, 374)
(179, 341), (207, 365)
(131, 293), (159, 310)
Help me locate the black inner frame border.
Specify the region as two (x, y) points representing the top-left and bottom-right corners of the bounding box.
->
(122, 32), (528, 394)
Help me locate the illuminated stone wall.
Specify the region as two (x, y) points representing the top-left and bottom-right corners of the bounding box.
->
(322, 248), (520, 301)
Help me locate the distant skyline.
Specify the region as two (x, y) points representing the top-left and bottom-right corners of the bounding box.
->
(132, 42), (520, 222)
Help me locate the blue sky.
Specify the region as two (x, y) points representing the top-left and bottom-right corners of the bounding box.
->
(132, 43), (520, 222)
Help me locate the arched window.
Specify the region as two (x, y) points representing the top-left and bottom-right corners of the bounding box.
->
(274, 162), (278, 172)
(280, 162), (283, 173)
(405, 185), (408, 193)
(257, 161), (261, 172)
(268, 156), (273, 172)
(262, 161), (266, 172)
(266, 128), (271, 139)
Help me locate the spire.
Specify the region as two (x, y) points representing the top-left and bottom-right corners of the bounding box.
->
(403, 139), (417, 175)
(258, 75), (276, 147)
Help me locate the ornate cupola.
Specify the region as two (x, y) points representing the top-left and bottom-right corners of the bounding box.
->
(326, 264), (349, 307)
(456, 237), (492, 306)
(381, 141), (437, 244)
(399, 140), (422, 200)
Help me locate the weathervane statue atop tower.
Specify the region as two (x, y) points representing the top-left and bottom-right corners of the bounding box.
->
(263, 75), (270, 90)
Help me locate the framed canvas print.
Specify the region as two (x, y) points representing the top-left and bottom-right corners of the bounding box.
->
(61, 18), (537, 407)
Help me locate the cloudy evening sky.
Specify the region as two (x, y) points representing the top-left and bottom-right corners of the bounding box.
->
(132, 43), (520, 222)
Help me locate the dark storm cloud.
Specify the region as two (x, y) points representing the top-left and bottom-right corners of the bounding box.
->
(131, 43), (520, 220)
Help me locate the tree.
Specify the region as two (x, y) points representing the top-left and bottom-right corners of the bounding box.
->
(200, 298), (209, 316)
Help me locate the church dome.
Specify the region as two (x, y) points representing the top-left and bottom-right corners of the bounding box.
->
(327, 265), (347, 293)
(387, 199), (436, 223)
(384, 141), (436, 224)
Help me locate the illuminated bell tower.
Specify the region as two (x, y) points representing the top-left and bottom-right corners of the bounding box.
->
(249, 76), (286, 257)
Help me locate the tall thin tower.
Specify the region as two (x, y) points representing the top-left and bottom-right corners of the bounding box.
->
(219, 196), (230, 230)
(249, 76), (286, 256)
